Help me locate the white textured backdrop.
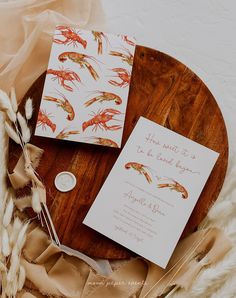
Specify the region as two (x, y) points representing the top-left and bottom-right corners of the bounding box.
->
(100, 0), (236, 157)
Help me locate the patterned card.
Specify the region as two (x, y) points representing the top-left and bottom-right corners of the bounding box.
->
(34, 26), (136, 148)
(83, 117), (219, 268)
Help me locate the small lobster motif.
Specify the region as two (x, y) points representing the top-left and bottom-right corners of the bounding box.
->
(84, 91), (122, 107)
(109, 68), (131, 88)
(158, 179), (188, 199)
(109, 48), (134, 66)
(82, 108), (122, 132)
(58, 52), (100, 80)
(43, 92), (75, 121)
(92, 31), (109, 55)
(123, 35), (136, 47)
(87, 137), (119, 148)
(37, 109), (56, 132)
(54, 25), (87, 48)
(47, 68), (81, 92)
(56, 128), (80, 140)
(125, 162), (152, 184)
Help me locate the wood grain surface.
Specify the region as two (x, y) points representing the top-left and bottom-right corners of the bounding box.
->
(8, 45), (228, 259)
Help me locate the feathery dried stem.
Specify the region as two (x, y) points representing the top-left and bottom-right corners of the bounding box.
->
(7, 250), (20, 283)
(10, 87), (18, 113)
(17, 112), (31, 143)
(0, 89), (11, 111)
(5, 122), (21, 144)
(1, 227), (11, 257)
(6, 108), (17, 122)
(10, 217), (23, 246)
(3, 197), (14, 227)
(0, 191), (8, 219)
(16, 222), (29, 251)
(25, 97), (33, 120)
(18, 265), (26, 290)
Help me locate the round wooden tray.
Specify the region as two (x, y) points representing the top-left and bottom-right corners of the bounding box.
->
(9, 45), (228, 259)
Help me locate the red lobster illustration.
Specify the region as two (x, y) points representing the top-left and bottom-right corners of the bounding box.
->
(86, 137), (119, 148)
(82, 108), (122, 132)
(84, 91), (122, 107)
(92, 31), (109, 55)
(43, 92), (75, 121)
(158, 179), (188, 199)
(54, 26), (87, 48)
(125, 162), (152, 184)
(37, 110), (56, 132)
(109, 48), (134, 66)
(56, 128), (80, 140)
(123, 35), (136, 47)
(58, 52), (100, 81)
(47, 68), (81, 92)
(109, 68), (131, 88)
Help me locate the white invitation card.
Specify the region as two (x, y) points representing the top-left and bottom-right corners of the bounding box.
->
(83, 117), (219, 268)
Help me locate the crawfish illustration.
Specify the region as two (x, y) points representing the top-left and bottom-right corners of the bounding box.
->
(58, 52), (100, 80)
(125, 162), (152, 184)
(84, 91), (122, 107)
(92, 31), (109, 55)
(47, 68), (81, 92)
(158, 179), (188, 199)
(123, 35), (136, 47)
(109, 48), (134, 66)
(43, 92), (75, 121)
(56, 128), (80, 140)
(88, 137), (119, 148)
(54, 26), (87, 48)
(109, 68), (131, 88)
(37, 110), (56, 132)
(82, 108), (122, 132)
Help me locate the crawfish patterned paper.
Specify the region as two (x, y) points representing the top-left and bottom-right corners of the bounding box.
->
(34, 26), (136, 148)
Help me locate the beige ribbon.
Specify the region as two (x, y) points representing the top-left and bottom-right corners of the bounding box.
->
(18, 225), (231, 298)
(8, 143), (44, 190)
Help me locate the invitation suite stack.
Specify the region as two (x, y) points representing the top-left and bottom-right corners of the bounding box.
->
(34, 26), (219, 269)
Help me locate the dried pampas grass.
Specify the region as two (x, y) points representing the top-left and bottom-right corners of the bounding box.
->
(16, 222), (29, 251)
(2, 227), (10, 257)
(7, 251), (20, 282)
(5, 122), (21, 144)
(18, 265), (26, 291)
(10, 87), (18, 113)
(1, 87), (59, 296)
(25, 97), (33, 120)
(3, 197), (14, 227)
(10, 217), (23, 246)
(6, 108), (17, 122)
(0, 89), (11, 111)
(17, 111), (31, 143)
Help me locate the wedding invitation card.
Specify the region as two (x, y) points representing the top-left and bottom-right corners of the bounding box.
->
(34, 26), (136, 148)
(83, 117), (219, 268)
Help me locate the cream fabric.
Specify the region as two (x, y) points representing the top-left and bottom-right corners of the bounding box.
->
(0, 0), (105, 99)
(18, 225), (231, 298)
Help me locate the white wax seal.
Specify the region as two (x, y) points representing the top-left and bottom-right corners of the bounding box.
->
(54, 171), (76, 192)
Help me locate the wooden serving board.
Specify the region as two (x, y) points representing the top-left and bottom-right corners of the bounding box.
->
(9, 45), (228, 259)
